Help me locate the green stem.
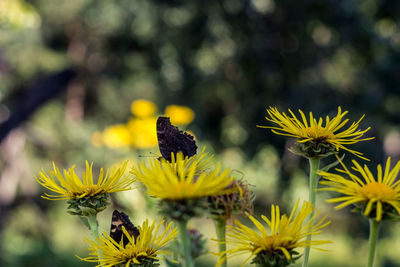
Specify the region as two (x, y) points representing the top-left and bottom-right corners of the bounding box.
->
(87, 213), (99, 240)
(86, 213), (102, 263)
(366, 219), (380, 267)
(177, 220), (194, 267)
(214, 218), (227, 267)
(302, 157), (320, 267)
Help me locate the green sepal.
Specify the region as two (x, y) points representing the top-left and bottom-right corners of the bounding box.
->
(352, 202), (400, 221)
(159, 198), (206, 221)
(289, 139), (337, 159)
(66, 193), (110, 216)
(78, 216), (90, 229)
(115, 257), (160, 267)
(251, 250), (301, 267)
(164, 259), (181, 267)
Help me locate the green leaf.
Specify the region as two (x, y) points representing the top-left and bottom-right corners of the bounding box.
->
(320, 154), (345, 172)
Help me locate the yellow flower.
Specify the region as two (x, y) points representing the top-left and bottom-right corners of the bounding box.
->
(164, 105), (195, 125)
(319, 157), (400, 221)
(131, 149), (235, 200)
(259, 106), (374, 159)
(219, 200), (331, 267)
(90, 131), (104, 147)
(130, 99), (157, 118)
(35, 161), (133, 200)
(127, 117), (158, 149)
(102, 124), (131, 148)
(79, 218), (177, 266)
(0, 0), (41, 29)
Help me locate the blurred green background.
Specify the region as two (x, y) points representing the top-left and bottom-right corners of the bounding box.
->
(0, 0), (400, 266)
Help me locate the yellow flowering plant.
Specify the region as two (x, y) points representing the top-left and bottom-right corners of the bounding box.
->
(131, 148), (240, 267)
(130, 99), (158, 118)
(319, 157), (400, 267)
(127, 117), (158, 149)
(131, 150), (233, 201)
(319, 157), (400, 222)
(34, 105), (392, 267)
(258, 106), (374, 267)
(35, 161), (134, 240)
(164, 104), (195, 125)
(92, 99), (196, 151)
(207, 179), (255, 267)
(217, 200), (331, 267)
(101, 124), (132, 149)
(35, 160), (132, 205)
(79, 218), (178, 267)
(259, 106), (373, 160)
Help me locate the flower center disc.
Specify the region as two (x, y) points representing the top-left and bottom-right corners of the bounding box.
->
(360, 182), (396, 200)
(85, 185), (100, 194)
(299, 126), (332, 139)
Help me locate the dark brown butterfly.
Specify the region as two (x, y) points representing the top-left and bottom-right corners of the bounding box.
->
(110, 210), (140, 246)
(156, 116), (197, 162)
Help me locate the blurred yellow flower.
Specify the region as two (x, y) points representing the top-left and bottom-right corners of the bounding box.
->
(319, 157), (400, 221)
(102, 124), (131, 149)
(90, 131), (103, 147)
(218, 200), (331, 267)
(259, 106), (374, 159)
(35, 161), (133, 200)
(127, 117), (158, 149)
(0, 0), (41, 28)
(79, 218), (177, 266)
(131, 150), (235, 200)
(164, 105), (195, 125)
(94, 102), (196, 150)
(130, 99), (157, 118)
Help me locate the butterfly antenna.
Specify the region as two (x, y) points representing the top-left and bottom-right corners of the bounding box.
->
(138, 152), (160, 158)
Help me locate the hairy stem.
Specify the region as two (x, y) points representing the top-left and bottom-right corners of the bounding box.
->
(214, 218), (227, 267)
(177, 220), (194, 267)
(366, 219), (380, 267)
(86, 213), (102, 263)
(87, 213), (99, 239)
(302, 157), (320, 267)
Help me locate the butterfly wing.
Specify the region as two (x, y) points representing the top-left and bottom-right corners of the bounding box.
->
(156, 116), (197, 161)
(110, 210), (140, 246)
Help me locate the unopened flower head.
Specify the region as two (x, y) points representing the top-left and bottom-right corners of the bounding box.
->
(187, 228), (207, 259)
(35, 161), (133, 215)
(319, 157), (400, 221)
(259, 107), (373, 159)
(208, 179), (255, 220)
(218, 200), (331, 267)
(80, 218), (177, 267)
